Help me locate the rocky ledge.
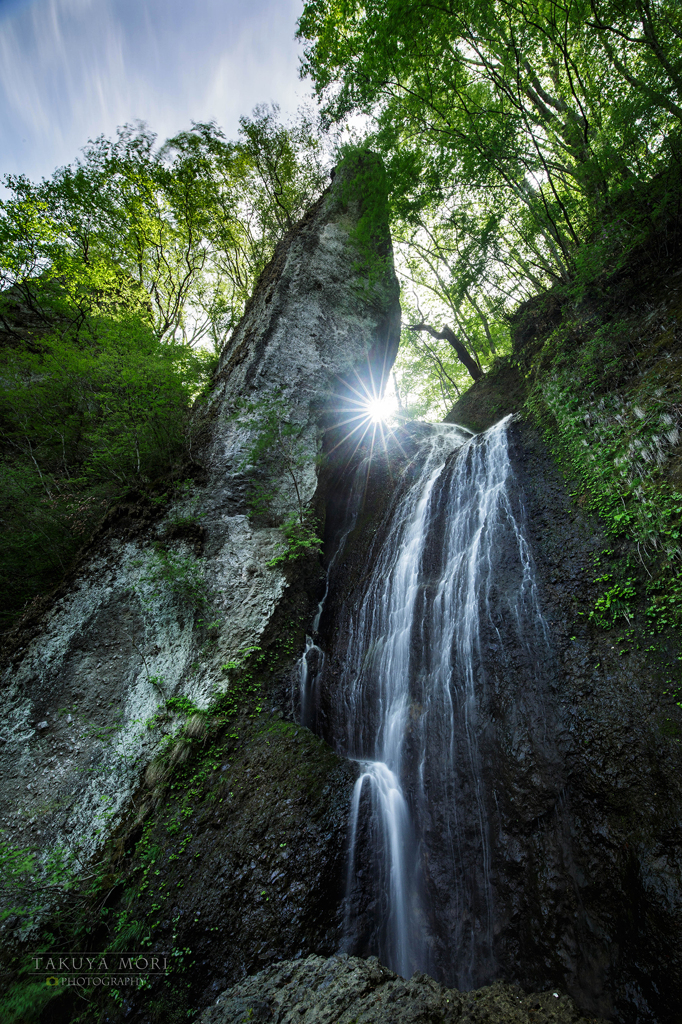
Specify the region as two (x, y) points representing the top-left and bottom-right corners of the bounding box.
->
(200, 954), (607, 1024)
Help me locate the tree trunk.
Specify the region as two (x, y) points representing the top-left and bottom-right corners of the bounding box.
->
(408, 323), (483, 382)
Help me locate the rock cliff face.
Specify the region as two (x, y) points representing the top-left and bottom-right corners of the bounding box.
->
(0, 154), (400, 884)
(309, 414), (682, 1024)
(2, 152), (681, 1024)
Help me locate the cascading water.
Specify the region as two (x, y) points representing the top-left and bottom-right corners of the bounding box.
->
(307, 415), (552, 987)
(335, 424), (471, 979)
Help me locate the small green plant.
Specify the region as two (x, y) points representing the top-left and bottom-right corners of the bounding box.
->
(231, 392), (322, 564)
(589, 577), (637, 628)
(165, 695), (202, 718)
(646, 569), (682, 634)
(197, 618), (221, 633)
(221, 644), (262, 675)
(267, 513), (322, 566)
(140, 545), (208, 609)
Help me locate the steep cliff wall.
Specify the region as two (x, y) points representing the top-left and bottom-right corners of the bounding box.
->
(307, 414), (682, 1024)
(0, 153), (400, 1012)
(304, 225), (682, 1024)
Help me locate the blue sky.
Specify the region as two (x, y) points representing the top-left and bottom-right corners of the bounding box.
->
(0, 0), (309, 182)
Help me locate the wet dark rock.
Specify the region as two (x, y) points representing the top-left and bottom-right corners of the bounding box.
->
(110, 720), (357, 1015)
(444, 359), (527, 433)
(309, 417), (682, 1023)
(493, 420), (682, 1022)
(200, 954), (605, 1024)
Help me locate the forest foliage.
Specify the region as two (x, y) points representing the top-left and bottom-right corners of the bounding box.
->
(2, 0), (682, 626)
(0, 106), (330, 628)
(298, 0), (682, 412)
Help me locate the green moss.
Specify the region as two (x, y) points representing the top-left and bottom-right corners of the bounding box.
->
(520, 268), (682, 644)
(444, 358), (528, 433)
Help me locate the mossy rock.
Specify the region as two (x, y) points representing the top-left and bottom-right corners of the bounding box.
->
(444, 359), (527, 433)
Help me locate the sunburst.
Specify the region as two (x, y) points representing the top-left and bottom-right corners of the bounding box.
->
(327, 363), (405, 469)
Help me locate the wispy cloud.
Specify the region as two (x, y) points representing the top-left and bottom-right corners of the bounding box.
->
(0, 0), (309, 181)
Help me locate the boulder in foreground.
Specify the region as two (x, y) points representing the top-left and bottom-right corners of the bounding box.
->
(200, 954), (607, 1024)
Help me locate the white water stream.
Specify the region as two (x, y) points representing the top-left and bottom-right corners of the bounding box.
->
(302, 416), (548, 984)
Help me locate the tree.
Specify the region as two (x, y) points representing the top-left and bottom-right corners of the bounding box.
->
(162, 105), (330, 349)
(299, 0), (681, 243)
(0, 107), (332, 626)
(1, 106), (331, 353)
(408, 322), (483, 382)
(298, 0), (682, 413)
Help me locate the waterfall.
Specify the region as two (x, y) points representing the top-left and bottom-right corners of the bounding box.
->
(297, 635), (323, 727)
(316, 415), (550, 986)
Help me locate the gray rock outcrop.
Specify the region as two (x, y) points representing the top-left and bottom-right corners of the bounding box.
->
(200, 954), (604, 1024)
(0, 153), (400, 877)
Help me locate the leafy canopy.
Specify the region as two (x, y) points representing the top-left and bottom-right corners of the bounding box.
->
(298, 0), (682, 413)
(0, 107), (332, 627)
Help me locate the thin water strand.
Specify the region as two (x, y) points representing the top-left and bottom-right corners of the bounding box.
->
(344, 761), (415, 979)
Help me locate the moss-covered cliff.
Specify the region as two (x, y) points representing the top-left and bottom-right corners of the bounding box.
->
(3, 164), (682, 1024)
(447, 210), (682, 671)
(0, 153), (400, 1024)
